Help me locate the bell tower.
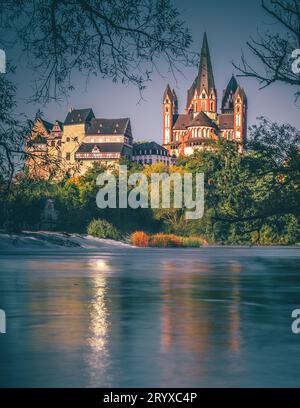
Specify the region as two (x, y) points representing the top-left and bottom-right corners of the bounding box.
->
(163, 84), (174, 146)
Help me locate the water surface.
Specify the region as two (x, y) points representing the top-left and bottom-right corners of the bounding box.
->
(0, 247), (300, 387)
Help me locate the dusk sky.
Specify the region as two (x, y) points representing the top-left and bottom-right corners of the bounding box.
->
(10, 0), (300, 142)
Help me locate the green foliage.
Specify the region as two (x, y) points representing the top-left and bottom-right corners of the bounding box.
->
(1, 118), (299, 245)
(87, 219), (121, 240)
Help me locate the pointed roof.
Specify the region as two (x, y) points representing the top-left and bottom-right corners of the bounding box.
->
(235, 85), (247, 101)
(222, 75), (238, 112)
(187, 33), (216, 108)
(196, 32), (215, 93)
(187, 111), (218, 129)
(163, 84), (173, 102)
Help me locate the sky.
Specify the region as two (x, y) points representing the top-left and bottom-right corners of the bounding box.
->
(7, 0), (300, 143)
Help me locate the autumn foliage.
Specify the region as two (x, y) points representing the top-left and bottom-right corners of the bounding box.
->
(130, 232), (207, 248)
(130, 231), (149, 247)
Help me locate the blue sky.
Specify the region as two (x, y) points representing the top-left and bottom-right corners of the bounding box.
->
(8, 0), (300, 142)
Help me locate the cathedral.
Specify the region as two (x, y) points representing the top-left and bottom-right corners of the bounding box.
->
(162, 33), (247, 157)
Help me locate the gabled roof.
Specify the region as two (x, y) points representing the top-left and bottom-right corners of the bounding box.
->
(188, 111), (218, 129)
(64, 108), (94, 125)
(218, 113), (234, 129)
(173, 114), (192, 130)
(187, 33), (216, 108)
(222, 75), (238, 112)
(86, 118), (130, 135)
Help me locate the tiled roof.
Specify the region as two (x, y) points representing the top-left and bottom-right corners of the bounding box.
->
(188, 111), (218, 128)
(173, 114), (192, 130)
(218, 113), (234, 129)
(86, 118), (130, 135)
(64, 108), (94, 125)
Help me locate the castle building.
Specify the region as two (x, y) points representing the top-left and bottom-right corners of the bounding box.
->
(162, 33), (247, 156)
(26, 117), (63, 178)
(74, 116), (133, 173)
(26, 108), (134, 178)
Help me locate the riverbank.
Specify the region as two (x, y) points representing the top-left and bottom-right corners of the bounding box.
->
(0, 231), (299, 252)
(0, 231), (132, 251)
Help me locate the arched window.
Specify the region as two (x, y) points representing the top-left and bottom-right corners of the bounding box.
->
(210, 102), (214, 111)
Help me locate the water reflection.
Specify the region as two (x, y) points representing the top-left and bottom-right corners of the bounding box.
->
(0, 248), (300, 387)
(86, 275), (111, 387)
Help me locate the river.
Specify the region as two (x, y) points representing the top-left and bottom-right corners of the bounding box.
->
(0, 247), (299, 387)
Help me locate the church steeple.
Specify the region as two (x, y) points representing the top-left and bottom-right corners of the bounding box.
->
(222, 75), (238, 113)
(196, 32), (216, 95)
(186, 33), (217, 119)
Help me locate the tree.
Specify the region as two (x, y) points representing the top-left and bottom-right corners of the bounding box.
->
(234, 0), (300, 102)
(0, 0), (192, 102)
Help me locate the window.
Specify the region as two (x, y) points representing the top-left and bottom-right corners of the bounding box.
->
(51, 141), (55, 147)
(165, 115), (169, 127)
(66, 153), (70, 161)
(166, 107), (169, 113)
(236, 115), (240, 127)
(66, 137), (70, 142)
(201, 101), (206, 111)
(210, 102), (214, 111)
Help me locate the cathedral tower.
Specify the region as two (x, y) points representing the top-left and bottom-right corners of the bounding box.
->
(186, 33), (217, 120)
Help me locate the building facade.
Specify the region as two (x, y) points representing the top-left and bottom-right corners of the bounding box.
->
(132, 142), (172, 165)
(26, 108), (134, 178)
(162, 33), (247, 157)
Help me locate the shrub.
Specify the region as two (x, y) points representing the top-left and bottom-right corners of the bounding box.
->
(149, 233), (183, 248)
(87, 219), (121, 240)
(182, 236), (207, 247)
(130, 231), (149, 247)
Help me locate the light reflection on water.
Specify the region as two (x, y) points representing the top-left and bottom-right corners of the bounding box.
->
(0, 247), (300, 387)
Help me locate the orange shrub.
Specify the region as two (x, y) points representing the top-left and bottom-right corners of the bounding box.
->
(149, 233), (183, 248)
(130, 231), (149, 247)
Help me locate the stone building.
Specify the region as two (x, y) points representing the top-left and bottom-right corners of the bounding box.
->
(162, 33), (247, 157)
(26, 108), (134, 177)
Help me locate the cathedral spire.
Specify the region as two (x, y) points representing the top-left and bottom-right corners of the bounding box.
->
(196, 32), (215, 94)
